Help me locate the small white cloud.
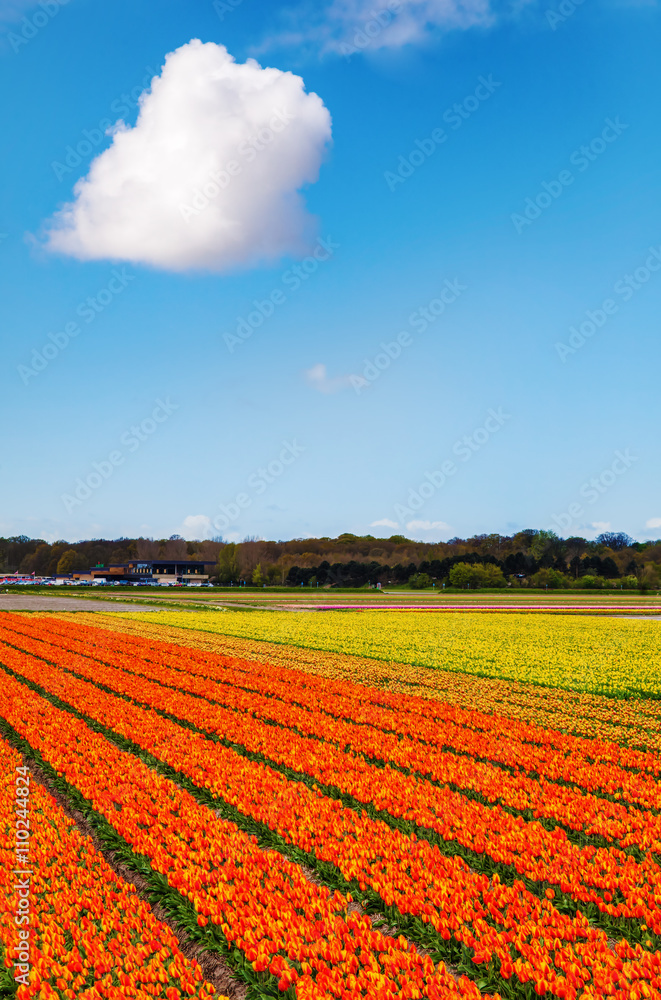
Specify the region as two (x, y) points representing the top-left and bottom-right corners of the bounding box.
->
(304, 362), (353, 394)
(259, 0), (519, 56)
(591, 521), (611, 532)
(406, 519), (450, 532)
(42, 40), (332, 273)
(370, 518), (399, 529)
(646, 518), (661, 529)
(325, 0), (496, 52)
(181, 514), (212, 539)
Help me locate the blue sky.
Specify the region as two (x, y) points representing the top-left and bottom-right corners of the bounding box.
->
(1, 0), (660, 544)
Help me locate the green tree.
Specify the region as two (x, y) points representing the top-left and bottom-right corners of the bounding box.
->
(636, 564), (660, 593)
(595, 531), (634, 551)
(408, 572), (433, 589)
(56, 549), (87, 575)
(481, 564), (507, 588)
(600, 557), (620, 580)
(47, 542), (69, 576)
(529, 530), (561, 564)
(575, 574), (603, 589)
(448, 562), (480, 588)
(448, 562), (506, 589)
(19, 542), (52, 575)
(252, 563), (264, 586)
(216, 543), (239, 584)
(530, 568), (568, 589)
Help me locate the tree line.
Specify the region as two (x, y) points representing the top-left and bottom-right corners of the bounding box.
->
(2, 529), (659, 589)
(213, 529), (660, 589)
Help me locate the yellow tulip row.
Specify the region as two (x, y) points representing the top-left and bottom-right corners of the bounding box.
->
(102, 608), (661, 699)
(56, 610), (661, 750)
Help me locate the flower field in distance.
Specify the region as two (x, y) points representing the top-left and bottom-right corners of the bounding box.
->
(61, 610), (661, 751)
(1, 610), (661, 998)
(115, 608), (661, 699)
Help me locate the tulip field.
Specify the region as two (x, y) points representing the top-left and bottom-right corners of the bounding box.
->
(1, 610), (661, 998)
(102, 607), (661, 699)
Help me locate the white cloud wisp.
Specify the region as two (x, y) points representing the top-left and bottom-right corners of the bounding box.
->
(304, 362), (354, 394)
(256, 0), (528, 57)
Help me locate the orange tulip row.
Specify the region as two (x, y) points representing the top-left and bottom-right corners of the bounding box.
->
(52, 608), (661, 755)
(2, 619), (659, 864)
(2, 642), (660, 1000)
(430, 673), (661, 751)
(5, 613), (658, 804)
(0, 613), (627, 766)
(0, 736), (220, 1000)
(0, 666), (491, 1000)
(3, 629), (660, 935)
(27, 611), (661, 791)
(0, 615), (661, 832)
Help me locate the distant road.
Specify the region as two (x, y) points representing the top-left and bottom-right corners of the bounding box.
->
(0, 594), (164, 613)
(313, 603), (661, 613)
(1, 589), (659, 616)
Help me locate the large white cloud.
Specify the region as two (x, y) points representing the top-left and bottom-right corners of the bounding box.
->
(43, 40), (332, 272)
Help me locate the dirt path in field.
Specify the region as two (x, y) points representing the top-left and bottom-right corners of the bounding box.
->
(0, 594), (165, 612)
(615, 615), (661, 619)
